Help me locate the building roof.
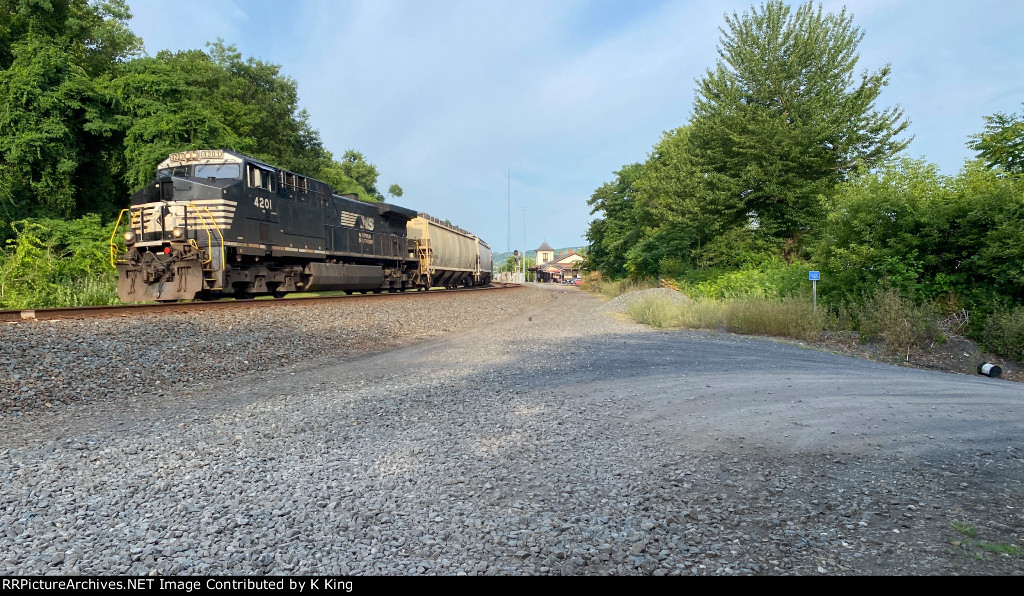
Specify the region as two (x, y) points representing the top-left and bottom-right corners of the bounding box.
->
(535, 242), (554, 252)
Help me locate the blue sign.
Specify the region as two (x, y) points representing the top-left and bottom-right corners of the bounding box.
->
(808, 271), (820, 281)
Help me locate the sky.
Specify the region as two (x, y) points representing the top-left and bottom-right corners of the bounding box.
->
(127, 0), (1024, 253)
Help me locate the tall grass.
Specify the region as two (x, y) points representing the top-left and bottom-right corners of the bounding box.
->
(722, 298), (826, 341)
(859, 287), (941, 360)
(626, 294), (824, 342)
(580, 272), (659, 300)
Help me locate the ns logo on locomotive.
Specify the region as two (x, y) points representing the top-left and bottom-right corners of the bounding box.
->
(110, 150), (492, 301)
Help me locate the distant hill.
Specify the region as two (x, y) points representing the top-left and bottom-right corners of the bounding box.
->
(492, 246), (586, 267)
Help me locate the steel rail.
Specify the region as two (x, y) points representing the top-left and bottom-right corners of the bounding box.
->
(0, 283), (521, 323)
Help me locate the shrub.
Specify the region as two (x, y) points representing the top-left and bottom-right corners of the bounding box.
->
(859, 287), (941, 360)
(980, 306), (1024, 361)
(627, 294), (684, 328)
(0, 216), (119, 308)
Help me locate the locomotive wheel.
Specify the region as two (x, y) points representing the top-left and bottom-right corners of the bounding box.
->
(272, 290), (288, 299)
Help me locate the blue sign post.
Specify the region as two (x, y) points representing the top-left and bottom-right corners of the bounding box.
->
(809, 271), (820, 310)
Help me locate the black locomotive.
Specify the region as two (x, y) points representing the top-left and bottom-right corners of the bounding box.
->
(110, 149), (492, 301)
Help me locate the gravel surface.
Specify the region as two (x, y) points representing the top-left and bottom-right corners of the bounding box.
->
(1, 284), (1021, 575)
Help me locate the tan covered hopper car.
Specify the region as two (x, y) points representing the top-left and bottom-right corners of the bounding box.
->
(408, 214), (492, 288)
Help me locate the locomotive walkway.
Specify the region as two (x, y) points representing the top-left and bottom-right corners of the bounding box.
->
(1, 284), (1021, 575)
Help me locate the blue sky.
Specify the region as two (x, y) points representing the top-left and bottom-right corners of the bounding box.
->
(128, 0), (1024, 252)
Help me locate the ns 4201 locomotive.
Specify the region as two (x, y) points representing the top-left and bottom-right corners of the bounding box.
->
(109, 149), (492, 301)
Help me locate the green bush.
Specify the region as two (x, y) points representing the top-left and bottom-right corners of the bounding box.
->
(677, 260), (813, 301)
(627, 294), (685, 328)
(0, 216), (119, 308)
(859, 287), (941, 359)
(980, 306), (1024, 361)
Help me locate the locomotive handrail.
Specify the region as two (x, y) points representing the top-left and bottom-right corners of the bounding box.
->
(184, 203), (224, 271)
(108, 208), (139, 267)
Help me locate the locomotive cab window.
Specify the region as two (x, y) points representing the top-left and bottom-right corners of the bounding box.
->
(158, 165), (190, 178)
(195, 163), (240, 180)
(248, 165), (274, 190)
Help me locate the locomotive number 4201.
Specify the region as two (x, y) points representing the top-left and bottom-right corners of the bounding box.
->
(254, 197), (273, 210)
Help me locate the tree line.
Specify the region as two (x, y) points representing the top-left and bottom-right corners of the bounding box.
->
(0, 0), (406, 308)
(0, 0), (396, 232)
(585, 1), (1024, 352)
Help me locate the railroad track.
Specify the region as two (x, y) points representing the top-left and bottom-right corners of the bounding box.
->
(0, 283), (521, 323)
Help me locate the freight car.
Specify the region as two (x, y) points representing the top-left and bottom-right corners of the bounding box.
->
(109, 149), (492, 301)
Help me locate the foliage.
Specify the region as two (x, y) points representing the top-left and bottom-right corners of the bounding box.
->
(0, 0), (141, 225)
(626, 293), (689, 329)
(980, 306), (1024, 362)
(625, 293), (825, 341)
(968, 104), (1024, 174)
(858, 287), (941, 360)
(687, 0), (909, 242)
(811, 158), (1024, 310)
(0, 215), (118, 308)
(336, 150), (382, 200)
(586, 1), (909, 284)
(677, 260), (811, 301)
(585, 162), (647, 279)
(722, 297), (825, 341)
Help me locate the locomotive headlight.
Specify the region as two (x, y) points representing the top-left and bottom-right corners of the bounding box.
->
(123, 231), (136, 245)
(171, 227), (185, 239)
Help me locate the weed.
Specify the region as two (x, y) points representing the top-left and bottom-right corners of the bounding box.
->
(979, 542), (1024, 556)
(859, 287), (940, 361)
(722, 298), (825, 342)
(951, 520), (1024, 560)
(952, 521), (977, 539)
(626, 294), (683, 329)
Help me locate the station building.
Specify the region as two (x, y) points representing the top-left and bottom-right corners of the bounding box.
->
(530, 242), (584, 283)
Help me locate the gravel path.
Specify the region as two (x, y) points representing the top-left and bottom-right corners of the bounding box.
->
(1, 284), (1021, 575)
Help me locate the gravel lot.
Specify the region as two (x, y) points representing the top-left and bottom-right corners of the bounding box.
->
(1, 284), (1021, 575)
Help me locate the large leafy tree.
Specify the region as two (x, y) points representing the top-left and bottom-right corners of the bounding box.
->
(689, 0), (910, 242)
(968, 105), (1024, 174)
(585, 162), (647, 278)
(0, 0), (141, 223)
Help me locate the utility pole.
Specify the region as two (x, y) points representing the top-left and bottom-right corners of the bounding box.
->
(522, 207), (527, 283)
(506, 169), (510, 256)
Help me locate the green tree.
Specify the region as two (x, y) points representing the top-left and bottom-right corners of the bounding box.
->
(102, 49), (240, 190)
(968, 105), (1024, 174)
(388, 184), (403, 200)
(0, 0), (141, 224)
(585, 162), (647, 279)
(689, 0), (909, 243)
(338, 150), (381, 200)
